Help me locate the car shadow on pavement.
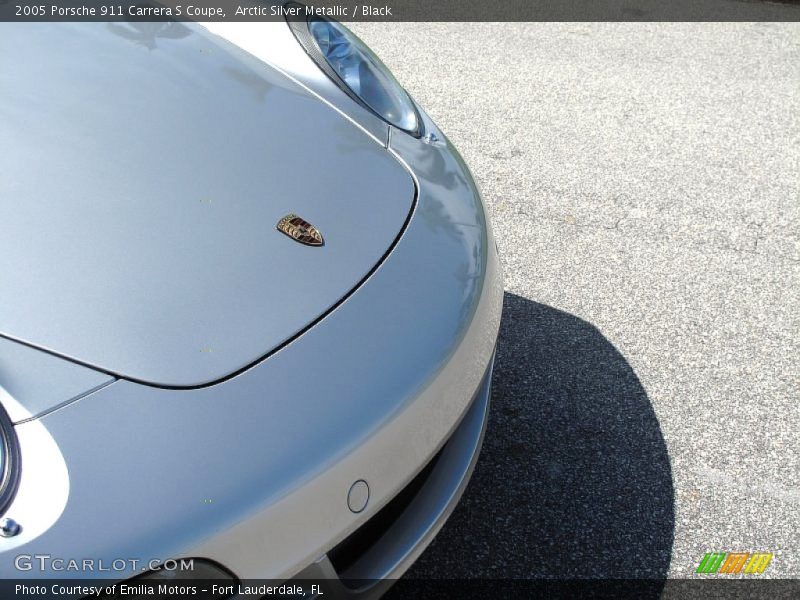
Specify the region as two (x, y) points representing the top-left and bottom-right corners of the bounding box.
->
(403, 292), (675, 587)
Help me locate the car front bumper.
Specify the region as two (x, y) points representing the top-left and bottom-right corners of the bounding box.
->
(292, 351), (494, 597)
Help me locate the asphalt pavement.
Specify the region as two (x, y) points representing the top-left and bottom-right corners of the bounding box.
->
(350, 22), (800, 579)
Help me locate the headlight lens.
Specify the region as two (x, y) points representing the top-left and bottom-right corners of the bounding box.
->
(306, 18), (420, 135)
(0, 401), (20, 518)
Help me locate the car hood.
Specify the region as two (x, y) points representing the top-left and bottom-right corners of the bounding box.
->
(0, 24), (415, 388)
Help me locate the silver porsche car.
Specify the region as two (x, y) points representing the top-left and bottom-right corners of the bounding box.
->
(0, 14), (502, 599)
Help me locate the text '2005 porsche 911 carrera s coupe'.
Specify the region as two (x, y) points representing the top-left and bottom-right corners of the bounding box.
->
(0, 10), (502, 599)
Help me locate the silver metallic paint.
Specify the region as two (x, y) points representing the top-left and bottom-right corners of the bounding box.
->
(201, 22), (392, 145)
(0, 23), (413, 387)
(0, 337), (114, 423)
(1, 126), (501, 583)
(0, 23), (503, 587)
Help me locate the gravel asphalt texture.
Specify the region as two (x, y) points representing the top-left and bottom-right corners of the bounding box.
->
(350, 23), (800, 579)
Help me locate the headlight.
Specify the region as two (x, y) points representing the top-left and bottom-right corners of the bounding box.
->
(0, 401), (20, 520)
(287, 9), (421, 135)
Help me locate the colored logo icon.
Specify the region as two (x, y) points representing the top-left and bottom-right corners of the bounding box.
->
(696, 552), (773, 574)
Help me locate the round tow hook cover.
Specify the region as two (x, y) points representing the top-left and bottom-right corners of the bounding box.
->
(347, 480), (369, 514)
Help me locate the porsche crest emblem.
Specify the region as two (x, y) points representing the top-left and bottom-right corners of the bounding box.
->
(276, 214), (324, 247)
